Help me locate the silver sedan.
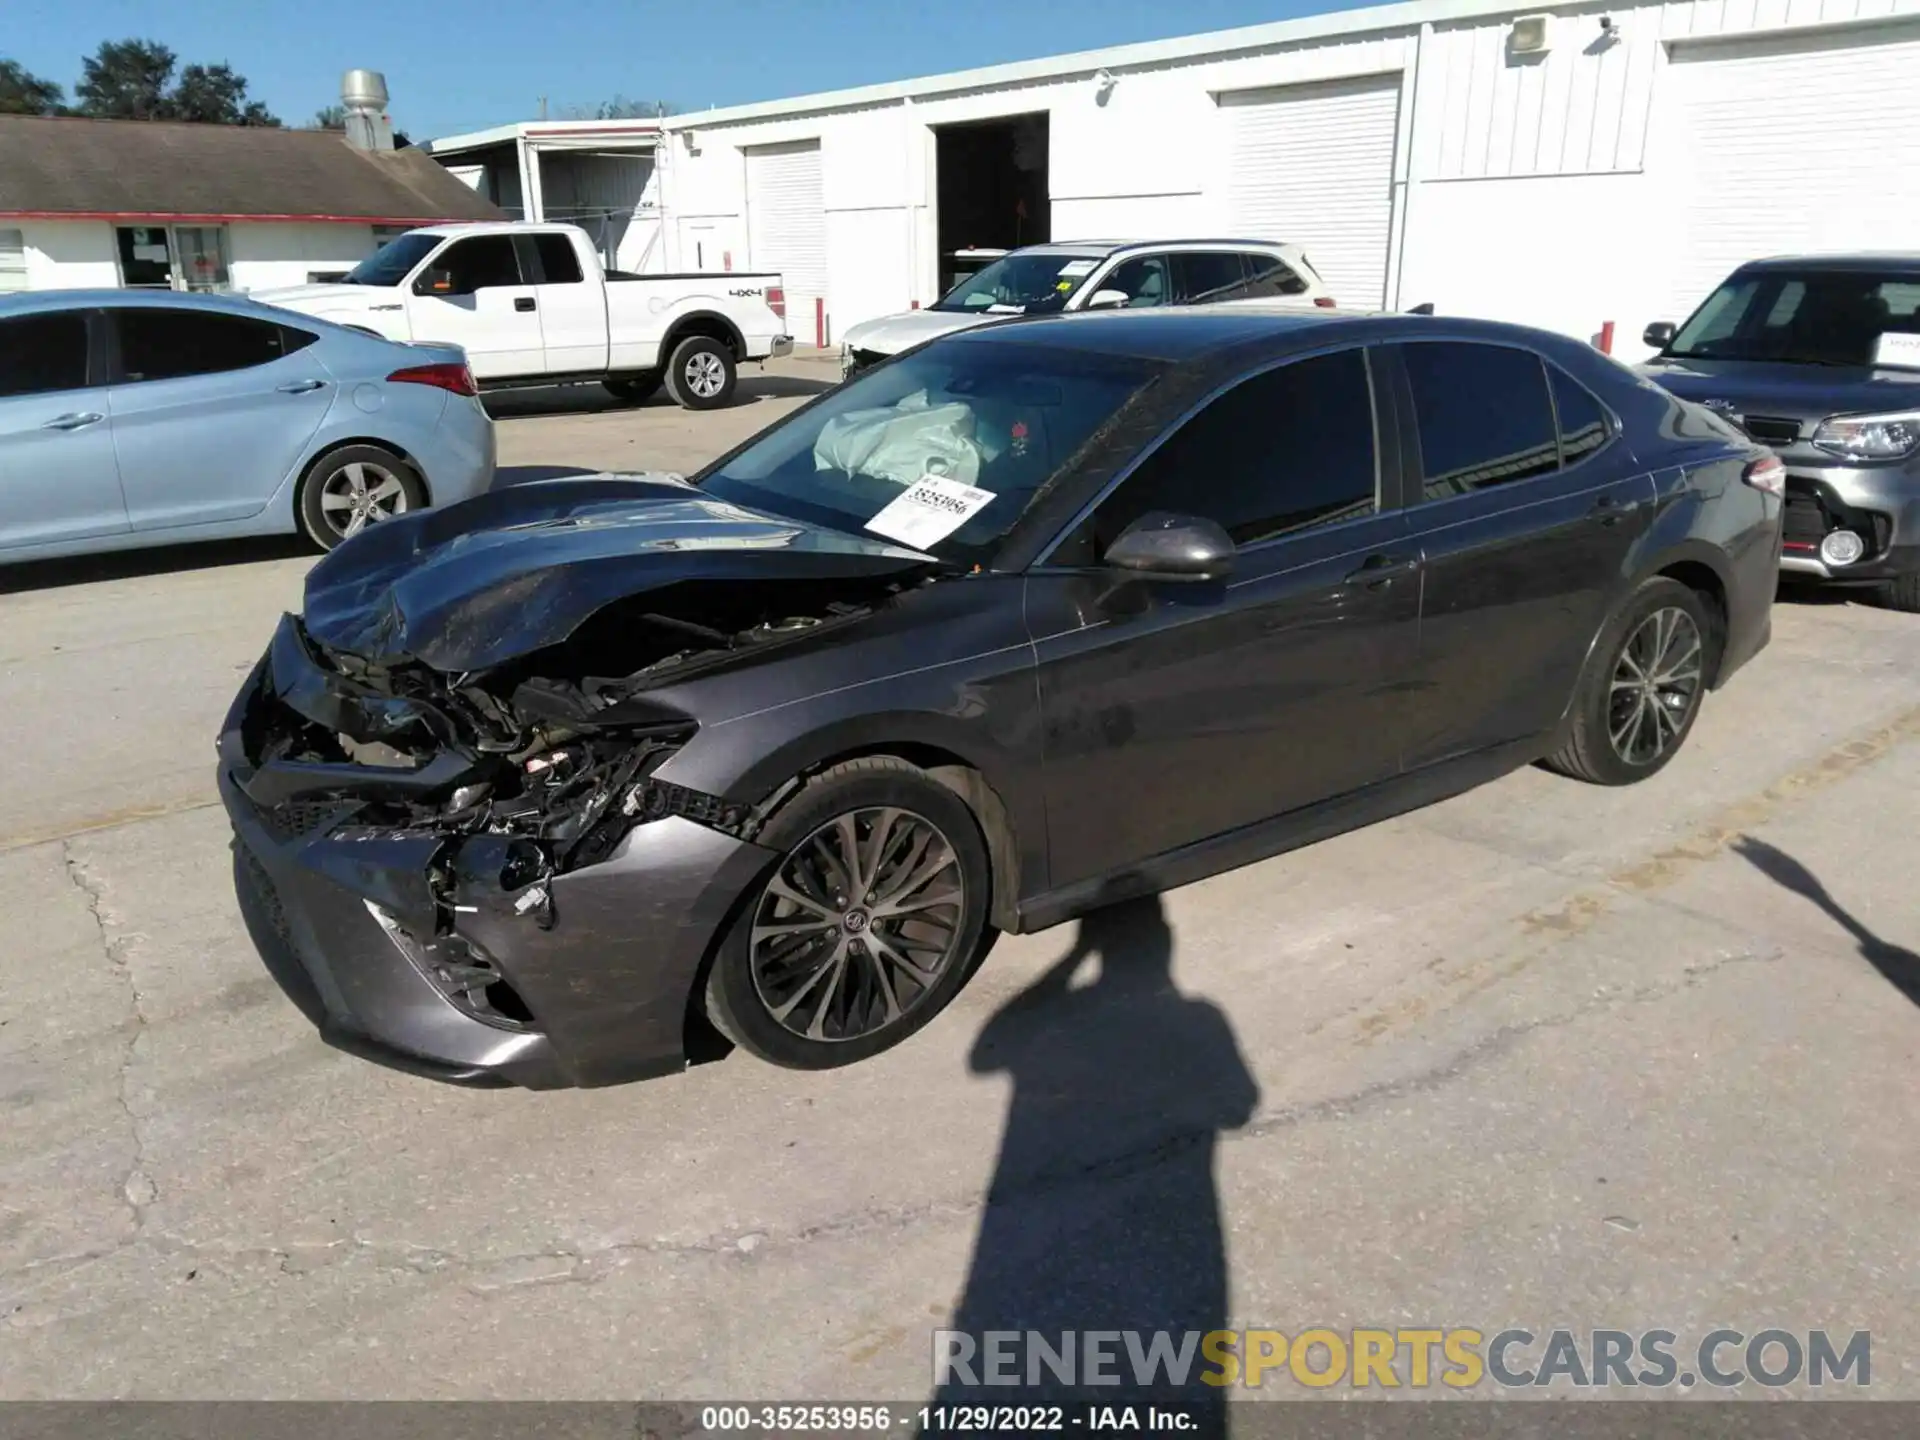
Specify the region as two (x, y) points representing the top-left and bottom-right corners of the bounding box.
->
(0, 288), (495, 563)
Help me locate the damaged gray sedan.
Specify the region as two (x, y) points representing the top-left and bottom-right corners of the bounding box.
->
(220, 308), (1777, 1088)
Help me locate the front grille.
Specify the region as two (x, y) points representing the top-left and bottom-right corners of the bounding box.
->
(258, 798), (354, 841)
(1740, 415), (1802, 446)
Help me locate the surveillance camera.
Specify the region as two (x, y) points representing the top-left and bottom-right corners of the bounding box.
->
(1599, 15), (1615, 28)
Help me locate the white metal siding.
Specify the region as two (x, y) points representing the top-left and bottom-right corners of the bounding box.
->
(0, 229), (27, 291)
(1664, 25), (1920, 311)
(745, 140), (827, 343)
(1222, 75), (1401, 308)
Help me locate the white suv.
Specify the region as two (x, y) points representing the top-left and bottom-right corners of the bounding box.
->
(841, 240), (1333, 377)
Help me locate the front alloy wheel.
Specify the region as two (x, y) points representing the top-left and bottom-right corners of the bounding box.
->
(1607, 606), (1704, 766)
(751, 807), (965, 1043)
(705, 756), (993, 1070)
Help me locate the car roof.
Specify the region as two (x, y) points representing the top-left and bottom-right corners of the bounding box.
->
(1736, 253), (1920, 275)
(941, 304), (1562, 364)
(1005, 238), (1305, 260)
(0, 287), (301, 320)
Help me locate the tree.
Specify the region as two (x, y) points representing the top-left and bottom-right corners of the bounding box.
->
(172, 61), (279, 126)
(313, 104), (346, 130)
(556, 95), (675, 121)
(0, 58), (64, 115)
(75, 39), (175, 119)
(73, 38), (280, 125)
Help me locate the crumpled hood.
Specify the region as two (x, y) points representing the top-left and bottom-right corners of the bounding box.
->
(842, 308), (1002, 356)
(299, 473), (937, 672)
(1638, 355), (1920, 421)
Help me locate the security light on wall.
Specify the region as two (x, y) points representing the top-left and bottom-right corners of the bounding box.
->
(1508, 14), (1553, 53)
(1093, 68), (1117, 99)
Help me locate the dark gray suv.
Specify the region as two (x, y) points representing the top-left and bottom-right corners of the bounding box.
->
(1641, 255), (1920, 609)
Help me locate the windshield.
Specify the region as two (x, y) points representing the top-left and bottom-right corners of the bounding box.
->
(698, 342), (1161, 563)
(928, 252), (1106, 316)
(1666, 270), (1920, 366)
(339, 233), (441, 287)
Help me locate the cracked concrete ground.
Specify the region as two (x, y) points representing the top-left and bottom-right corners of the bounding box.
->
(2, 376), (1917, 1400)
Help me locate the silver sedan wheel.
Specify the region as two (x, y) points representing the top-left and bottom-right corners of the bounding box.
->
(749, 806), (967, 1043)
(683, 350), (728, 399)
(1608, 606), (1704, 766)
(318, 459), (410, 539)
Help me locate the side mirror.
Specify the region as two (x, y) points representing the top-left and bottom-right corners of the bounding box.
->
(1084, 289), (1130, 311)
(1643, 321), (1676, 350)
(415, 267), (456, 296)
(1102, 512), (1235, 582)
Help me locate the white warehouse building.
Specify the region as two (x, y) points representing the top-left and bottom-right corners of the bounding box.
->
(641, 0), (1920, 357)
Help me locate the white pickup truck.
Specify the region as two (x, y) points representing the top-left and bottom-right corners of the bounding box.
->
(251, 222), (792, 410)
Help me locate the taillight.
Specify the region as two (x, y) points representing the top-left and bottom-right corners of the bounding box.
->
(1743, 453), (1785, 496)
(1314, 295), (1338, 309)
(388, 362), (477, 397)
(766, 285), (786, 321)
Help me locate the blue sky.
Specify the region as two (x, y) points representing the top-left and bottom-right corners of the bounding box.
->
(7, 0), (1379, 141)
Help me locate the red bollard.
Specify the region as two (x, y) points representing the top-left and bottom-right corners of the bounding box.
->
(1596, 320), (1615, 355)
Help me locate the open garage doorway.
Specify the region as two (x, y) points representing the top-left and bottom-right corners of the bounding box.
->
(933, 113), (1049, 296)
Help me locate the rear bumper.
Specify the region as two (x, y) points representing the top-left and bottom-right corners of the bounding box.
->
(425, 394), (497, 505)
(768, 335), (794, 359)
(218, 626), (778, 1090)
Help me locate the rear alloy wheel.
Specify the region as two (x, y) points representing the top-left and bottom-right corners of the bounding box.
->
(1543, 577), (1714, 785)
(706, 758), (991, 1069)
(296, 445), (426, 551)
(663, 334), (738, 410)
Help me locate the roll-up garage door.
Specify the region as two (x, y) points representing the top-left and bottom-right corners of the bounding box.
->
(1665, 26), (1920, 314)
(1222, 74), (1401, 309)
(745, 140), (828, 345)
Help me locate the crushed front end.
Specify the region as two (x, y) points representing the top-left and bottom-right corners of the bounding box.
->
(218, 612), (785, 1089)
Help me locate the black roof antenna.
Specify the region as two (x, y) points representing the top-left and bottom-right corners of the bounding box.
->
(1408, 302), (1436, 315)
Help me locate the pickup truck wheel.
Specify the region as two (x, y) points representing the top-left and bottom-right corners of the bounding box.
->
(604, 372), (662, 404)
(665, 335), (737, 410)
(296, 444), (426, 552)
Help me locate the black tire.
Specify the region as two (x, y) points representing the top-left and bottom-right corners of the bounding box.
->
(604, 372), (662, 404)
(1542, 577), (1716, 786)
(295, 444), (427, 552)
(1875, 572), (1920, 613)
(663, 334), (738, 410)
(705, 757), (992, 1070)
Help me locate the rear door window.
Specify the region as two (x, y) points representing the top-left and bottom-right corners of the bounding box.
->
(530, 233), (585, 285)
(1399, 341), (1560, 501)
(1173, 252), (1251, 305)
(0, 312), (92, 396)
(114, 309), (300, 383)
(1549, 366), (1612, 466)
(1242, 254), (1308, 298)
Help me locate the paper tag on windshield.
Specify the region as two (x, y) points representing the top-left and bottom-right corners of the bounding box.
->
(1873, 332), (1920, 370)
(1058, 259), (1098, 277)
(864, 475), (997, 550)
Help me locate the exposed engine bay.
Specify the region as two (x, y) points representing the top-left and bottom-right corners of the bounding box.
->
(244, 576), (916, 881)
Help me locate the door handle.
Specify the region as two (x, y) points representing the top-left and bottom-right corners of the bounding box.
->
(514, 297), (537, 312)
(42, 411), (104, 431)
(276, 379), (329, 394)
(1343, 553), (1417, 590)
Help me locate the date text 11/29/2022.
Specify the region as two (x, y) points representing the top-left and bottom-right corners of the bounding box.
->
(695, 1404), (1196, 1432)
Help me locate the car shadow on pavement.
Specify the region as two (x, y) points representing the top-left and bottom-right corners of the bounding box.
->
(483, 372), (835, 420)
(1733, 835), (1920, 1005)
(929, 892), (1260, 1431)
(0, 534), (311, 594)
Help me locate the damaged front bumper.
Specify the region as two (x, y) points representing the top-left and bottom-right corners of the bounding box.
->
(218, 618), (779, 1090)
